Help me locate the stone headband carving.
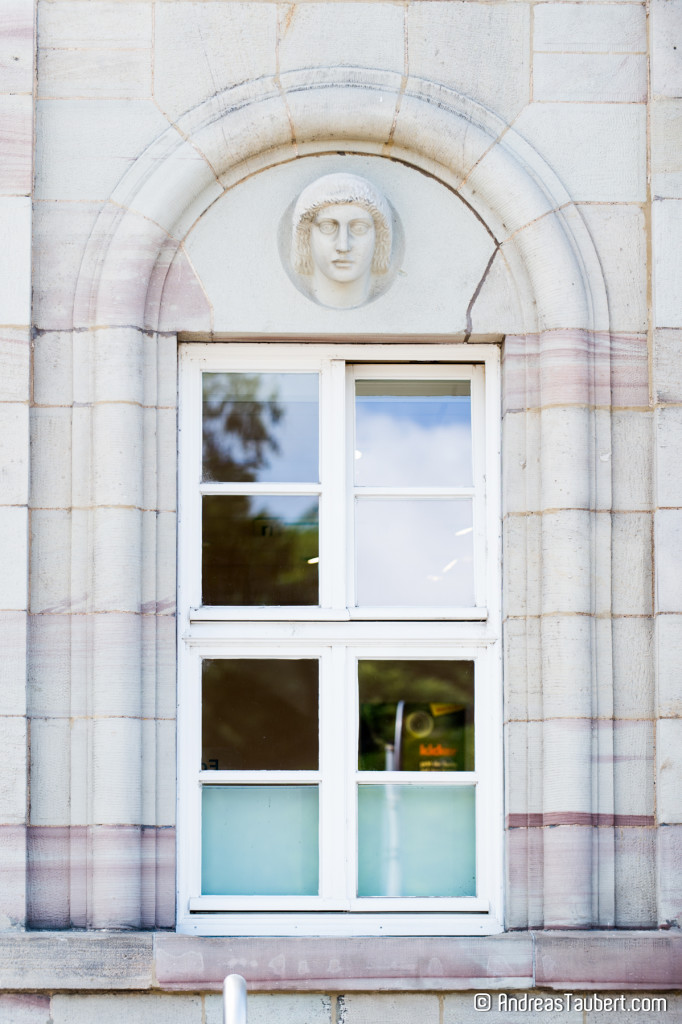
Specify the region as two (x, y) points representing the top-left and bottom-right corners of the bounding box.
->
(289, 173), (395, 309)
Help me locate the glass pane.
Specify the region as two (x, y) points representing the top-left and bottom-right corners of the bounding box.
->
(355, 498), (474, 606)
(202, 495), (319, 605)
(202, 372), (319, 483)
(355, 380), (472, 487)
(357, 785), (475, 897)
(358, 660), (474, 772)
(202, 659), (319, 771)
(202, 786), (319, 895)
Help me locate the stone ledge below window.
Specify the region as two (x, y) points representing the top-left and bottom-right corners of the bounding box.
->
(0, 932), (680, 992)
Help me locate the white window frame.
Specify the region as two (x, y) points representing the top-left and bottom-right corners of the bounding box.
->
(177, 342), (503, 937)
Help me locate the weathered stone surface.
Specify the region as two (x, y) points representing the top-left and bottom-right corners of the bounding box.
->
(534, 3), (646, 53)
(0, 932), (154, 989)
(154, 934), (534, 990)
(205, 993), (331, 1024)
(536, 932), (682, 988)
(51, 994), (201, 1024)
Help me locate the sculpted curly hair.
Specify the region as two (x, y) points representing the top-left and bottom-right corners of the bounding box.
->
(292, 173), (393, 276)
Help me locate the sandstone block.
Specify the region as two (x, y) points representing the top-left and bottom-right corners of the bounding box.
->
(0, 824), (26, 929)
(0, 507), (27, 612)
(408, 3), (530, 121)
(339, 995), (439, 1024)
(0, 94), (33, 196)
(0, 994), (50, 1024)
(513, 103), (646, 202)
(279, 4), (404, 76)
(654, 328), (682, 402)
(578, 204), (648, 333)
(38, 48), (150, 100)
(534, 3), (646, 53)
(611, 411), (653, 513)
(653, 198), (682, 327)
(0, 0), (35, 94)
(38, 1), (152, 49)
(30, 407), (71, 510)
(153, 3), (277, 121)
(28, 718), (70, 827)
(652, 0), (682, 97)
(92, 718), (143, 824)
(612, 616), (655, 719)
(35, 100), (167, 203)
(656, 613), (682, 716)
(533, 53), (646, 104)
(0, 402), (28, 506)
(206, 994), (331, 1024)
(0, 717), (26, 824)
(27, 614), (71, 718)
(0, 198), (31, 325)
(29, 509), (70, 615)
(612, 512), (653, 617)
(655, 509), (682, 612)
(615, 826), (656, 928)
(652, 100), (682, 198)
(614, 719), (654, 817)
(657, 717), (682, 823)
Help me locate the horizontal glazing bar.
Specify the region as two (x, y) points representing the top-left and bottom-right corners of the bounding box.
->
(356, 772), (477, 784)
(201, 483), (323, 495)
(200, 771), (320, 783)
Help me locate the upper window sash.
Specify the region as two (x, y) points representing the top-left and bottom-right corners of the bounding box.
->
(179, 344), (497, 623)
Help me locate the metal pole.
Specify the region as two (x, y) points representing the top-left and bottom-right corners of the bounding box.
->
(223, 974), (248, 1024)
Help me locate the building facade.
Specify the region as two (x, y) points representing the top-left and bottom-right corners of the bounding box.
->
(1, 0), (682, 1019)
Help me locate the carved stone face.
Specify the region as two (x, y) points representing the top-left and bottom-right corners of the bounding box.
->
(309, 204), (376, 306)
(290, 173), (394, 309)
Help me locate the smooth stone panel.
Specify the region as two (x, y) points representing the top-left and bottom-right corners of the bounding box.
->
(513, 103), (646, 202)
(278, 4), (404, 76)
(0, 95), (33, 196)
(534, 3), (647, 53)
(657, 718), (682, 824)
(38, 1), (152, 49)
(578, 204), (647, 332)
(652, 0), (682, 97)
(205, 993), (331, 1024)
(653, 199), (682, 327)
(652, 100), (682, 198)
(154, 934), (534, 990)
(408, 2), (530, 121)
(52, 995), (202, 1024)
(184, 154), (494, 335)
(153, 3), (277, 121)
(533, 53), (646, 103)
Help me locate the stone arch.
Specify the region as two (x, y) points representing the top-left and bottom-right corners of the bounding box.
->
(61, 70), (612, 929)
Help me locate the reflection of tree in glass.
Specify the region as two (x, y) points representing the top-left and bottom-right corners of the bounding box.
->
(358, 660), (475, 772)
(202, 659), (319, 771)
(202, 495), (319, 606)
(202, 373), (283, 483)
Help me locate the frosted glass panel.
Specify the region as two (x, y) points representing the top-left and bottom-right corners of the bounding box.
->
(202, 372), (318, 483)
(355, 499), (474, 606)
(357, 785), (475, 897)
(202, 786), (319, 895)
(355, 380), (472, 487)
(202, 494), (319, 605)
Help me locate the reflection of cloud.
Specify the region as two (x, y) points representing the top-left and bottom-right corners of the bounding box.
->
(356, 500), (474, 606)
(355, 415), (472, 486)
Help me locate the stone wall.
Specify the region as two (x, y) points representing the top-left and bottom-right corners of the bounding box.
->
(0, 0), (681, 1013)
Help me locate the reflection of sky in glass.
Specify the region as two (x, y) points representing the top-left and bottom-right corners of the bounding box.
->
(202, 372), (318, 483)
(355, 381), (472, 487)
(356, 499), (474, 606)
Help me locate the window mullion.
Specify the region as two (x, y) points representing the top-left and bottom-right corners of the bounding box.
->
(319, 359), (347, 610)
(319, 645), (349, 902)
